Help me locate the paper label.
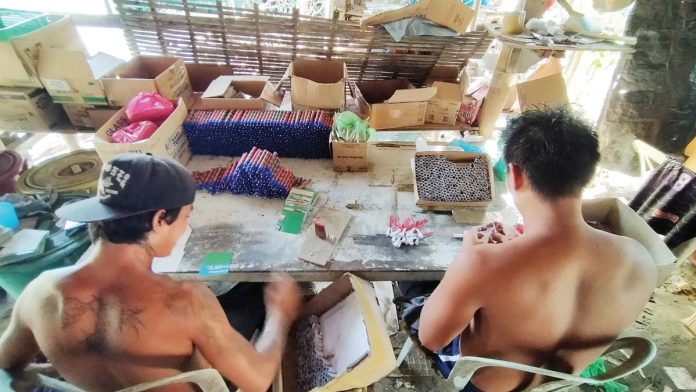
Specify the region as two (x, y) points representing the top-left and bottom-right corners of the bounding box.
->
(199, 252), (233, 275)
(43, 79), (72, 92)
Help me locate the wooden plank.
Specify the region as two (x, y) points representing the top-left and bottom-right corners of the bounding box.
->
(298, 208), (353, 267)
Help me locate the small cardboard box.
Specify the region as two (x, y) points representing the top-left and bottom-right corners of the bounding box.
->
(284, 60), (348, 110)
(331, 140), (369, 172)
(281, 274), (396, 392)
(93, 97), (191, 165)
(38, 50), (123, 105)
(516, 72), (568, 112)
(0, 87), (65, 131)
(426, 81), (464, 125)
(0, 16), (85, 88)
(62, 104), (94, 127)
(369, 87), (437, 130)
(101, 56), (194, 107)
(582, 198), (677, 287)
(361, 0), (475, 34)
(185, 63), (235, 93)
(194, 75), (280, 110)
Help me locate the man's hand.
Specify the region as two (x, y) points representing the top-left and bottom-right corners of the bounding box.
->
(264, 273), (301, 324)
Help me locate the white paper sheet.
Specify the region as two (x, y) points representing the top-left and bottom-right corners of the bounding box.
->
(320, 292), (370, 374)
(152, 226), (192, 273)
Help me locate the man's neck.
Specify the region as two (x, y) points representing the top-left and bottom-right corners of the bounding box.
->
(91, 240), (156, 274)
(519, 196), (587, 237)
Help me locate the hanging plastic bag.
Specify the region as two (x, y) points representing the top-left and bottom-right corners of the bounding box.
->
(125, 92), (175, 124)
(111, 121), (159, 144)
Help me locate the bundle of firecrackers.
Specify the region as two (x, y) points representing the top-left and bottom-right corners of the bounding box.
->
(192, 147), (310, 198)
(291, 316), (338, 392)
(386, 216), (433, 248)
(183, 109), (333, 159)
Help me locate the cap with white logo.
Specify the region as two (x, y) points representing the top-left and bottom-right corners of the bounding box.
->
(56, 153), (196, 222)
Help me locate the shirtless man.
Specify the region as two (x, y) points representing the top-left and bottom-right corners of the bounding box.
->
(0, 153), (301, 392)
(418, 109), (658, 391)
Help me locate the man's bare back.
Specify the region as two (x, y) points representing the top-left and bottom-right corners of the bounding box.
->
(421, 217), (657, 391)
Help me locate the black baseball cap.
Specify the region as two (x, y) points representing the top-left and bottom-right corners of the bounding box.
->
(56, 153), (196, 223)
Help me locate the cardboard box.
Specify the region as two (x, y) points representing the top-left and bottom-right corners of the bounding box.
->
(283, 60), (348, 110)
(516, 72), (568, 112)
(88, 107), (120, 129)
(38, 50), (122, 105)
(581, 198), (677, 287)
(93, 98), (191, 165)
(425, 65), (461, 86)
(331, 141), (369, 172)
(0, 16), (85, 88)
(457, 83), (488, 125)
(101, 56), (194, 107)
(0, 87), (65, 131)
(353, 78), (415, 115)
(426, 81), (464, 125)
(282, 274), (396, 392)
(62, 104), (94, 127)
(413, 151), (495, 209)
(185, 63), (235, 93)
(194, 75), (280, 110)
(361, 0), (475, 34)
(369, 87), (437, 130)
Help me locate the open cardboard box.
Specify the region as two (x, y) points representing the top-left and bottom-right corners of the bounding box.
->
(92, 97), (191, 165)
(194, 75), (280, 110)
(0, 16), (85, 88)
(185, 63), (235, 93)
(426, 81), (465, 125)
(38, 50), (122, 105)
(361, 0), (475, 34)
(101, 56), (194, 107)
(331, 139), (369, 172)
(354, 80), (436, 130)
(280, 274), (396, 392)
(412, 151), (495, 210)
(0, 87), (65, 131)
(516, 72), (568, 112)
(582, 198), (677, 287)
(278, 60), (348, 110)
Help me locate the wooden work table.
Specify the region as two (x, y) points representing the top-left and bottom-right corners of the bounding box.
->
(172, 144), (518, 283)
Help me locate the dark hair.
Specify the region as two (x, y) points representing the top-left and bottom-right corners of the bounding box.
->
(88, 208), (182, 244)
(503, 108), (600, 199)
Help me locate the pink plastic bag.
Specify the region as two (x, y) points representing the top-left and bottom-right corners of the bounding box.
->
(111, 121), (159, 144)
(125, 92), (175, 123)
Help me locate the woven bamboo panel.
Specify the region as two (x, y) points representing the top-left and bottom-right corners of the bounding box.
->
(113, 0), (493, 86)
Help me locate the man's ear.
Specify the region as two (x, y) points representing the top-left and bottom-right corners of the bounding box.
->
(151, 209), (167, 233)
(508, 163), (526, 191)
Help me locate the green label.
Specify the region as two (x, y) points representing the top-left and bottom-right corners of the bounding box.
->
(199, 252), (233, 276)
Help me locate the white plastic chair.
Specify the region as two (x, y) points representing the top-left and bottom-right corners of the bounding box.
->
(445, 337), (655, 391)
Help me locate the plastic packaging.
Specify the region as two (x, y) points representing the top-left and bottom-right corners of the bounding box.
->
(111, 121), (159, 144)
(125, 92), (175, 124)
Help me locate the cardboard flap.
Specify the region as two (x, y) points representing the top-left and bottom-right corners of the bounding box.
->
(260, 82), (282, 107)
(37, 49), (93, 79)
(386, 87), (437, 103)
(517, 73), (568, 112)
(361, 0), (474, 34)
(432, 81), (462, 100)
(202, 76), (236, 98)
(87, 52), (124, 79)
(685, 135), (696, 157)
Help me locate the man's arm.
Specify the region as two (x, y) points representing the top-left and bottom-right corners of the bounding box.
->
(0, 287), (40, 371)
(188, 273), (300, 392)
(419, 233), (489, 351)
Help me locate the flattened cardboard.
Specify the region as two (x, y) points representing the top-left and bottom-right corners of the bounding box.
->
(195, 75), (279, 110)
(427, 81), (464, 125)
(581, 198), (677, 287)
(361, 0), (475, 34)
(331, 141), (369, 172)
(0, 87), (65, 131)
(0, 16), (85, 88)
(185, 63), (235, 92)
(288, 60), (348, 110)
(369, 87), (436, 130)
(93, 98), (191, 165)
(283, 274), (397, 392)
(517, 72), (568, 112)
(38, 50), (122, 105)
(101, 56), (194, 107)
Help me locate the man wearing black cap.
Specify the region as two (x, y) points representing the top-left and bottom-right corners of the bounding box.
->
(0, 153), (301, 392)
